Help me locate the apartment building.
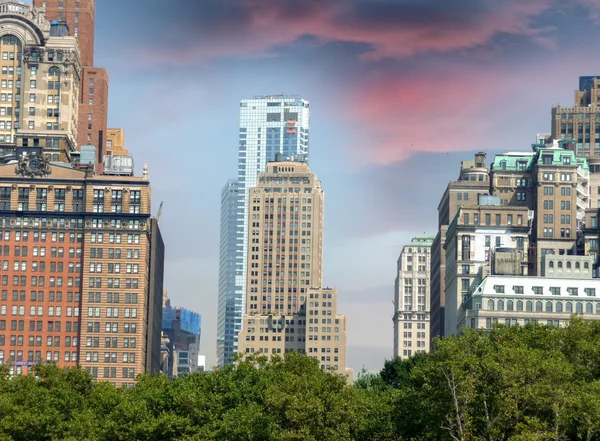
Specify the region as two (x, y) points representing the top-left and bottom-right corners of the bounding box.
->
(430, 152), (490, 339)
(393, 234), (433, 359)
(444, 200), (531, 336)
(0, 153), (164, 386)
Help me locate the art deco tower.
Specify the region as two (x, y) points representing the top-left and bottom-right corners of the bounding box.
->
(237, 158), (348, 376)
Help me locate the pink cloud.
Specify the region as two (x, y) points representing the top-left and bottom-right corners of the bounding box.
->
(344, 72), (508, 164)
(131, 0), (560, 66)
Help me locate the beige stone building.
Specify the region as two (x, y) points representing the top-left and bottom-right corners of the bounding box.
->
(459, 274), (600, 332)
(551, 76), (600, 161)
(444, 203), (531, 336)
(430, 152), (490, 339)
(0, 2), (83, 163)
(393, 235), (434, 359)
(238, 159), (348, 376)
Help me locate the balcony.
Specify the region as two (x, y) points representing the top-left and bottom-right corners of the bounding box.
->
(577, 197), (587, 210)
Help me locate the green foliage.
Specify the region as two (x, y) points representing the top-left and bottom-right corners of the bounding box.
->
(4, 321), (600, 440)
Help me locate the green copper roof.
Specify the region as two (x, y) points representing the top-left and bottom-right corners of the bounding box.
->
(492, 155), (534, 171)
(405, 234), (435, 248)
(493, 149), (589, 172)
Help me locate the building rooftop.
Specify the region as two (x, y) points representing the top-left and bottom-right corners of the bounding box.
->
(472, 274), (599, 297)
(492, 148), (589, 172)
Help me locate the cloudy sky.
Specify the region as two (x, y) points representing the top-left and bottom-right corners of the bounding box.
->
(53, 0), (600, 370)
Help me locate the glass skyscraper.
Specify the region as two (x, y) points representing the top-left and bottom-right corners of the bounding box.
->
(217, 95), (310, 366)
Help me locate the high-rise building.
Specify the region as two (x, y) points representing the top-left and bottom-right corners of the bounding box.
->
(0, 4), (82, 163)
(237, 159), (349, 377)
(393, 234), (434, 359)
(0, 154), (164, 386)
(551, 76), (600, 162)
(217, 96), (310, 367)
(33, 0), (109, 167)
(430, 153), (490, 339)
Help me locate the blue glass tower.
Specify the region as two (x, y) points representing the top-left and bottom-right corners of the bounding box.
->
(216, 95), (310, 367)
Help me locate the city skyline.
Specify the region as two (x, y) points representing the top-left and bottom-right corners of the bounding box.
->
(28, 0), (600, 371)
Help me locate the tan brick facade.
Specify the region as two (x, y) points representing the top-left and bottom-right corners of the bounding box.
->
(238, 161), (348, 376)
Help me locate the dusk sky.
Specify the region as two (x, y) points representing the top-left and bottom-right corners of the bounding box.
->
(36, 0), (600, 370)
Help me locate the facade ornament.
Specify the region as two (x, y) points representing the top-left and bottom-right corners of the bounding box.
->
(15, 153), (51, 178)
(85, 162), (94, 178)
(142, 163), (149, 181)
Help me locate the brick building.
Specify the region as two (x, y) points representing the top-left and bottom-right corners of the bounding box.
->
(0, 153), (164, 386)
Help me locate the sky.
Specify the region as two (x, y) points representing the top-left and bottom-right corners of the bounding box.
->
(38, 0), (600, 371)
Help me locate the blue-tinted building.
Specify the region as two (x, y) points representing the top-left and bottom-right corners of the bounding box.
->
(161, 300), (202, 377)
(216, 95), (310, 367)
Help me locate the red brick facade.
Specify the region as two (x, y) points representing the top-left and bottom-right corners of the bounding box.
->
(32, 0), (96, 67)
(79, 68), (108, 167)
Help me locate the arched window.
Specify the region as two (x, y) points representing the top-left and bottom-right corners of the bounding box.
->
(556, 302), (563, 313)
(566, 302), (573, 313)
(558, 261), (563, 268)
(549, 260), (554, 268)
(576, 302), (583, 314)
(586, 302), (593, 314)
(497, 300), (505, 311)
(526, 301), (533, 312)
(536, 301), (543, 312)
(546, 301), (553, 312)
(585, 262), (590, 269)
(576, 262), (581, 270)
(567, 262), (572, 269)
(507, 300), (514, 311)
(48, 66), (61, 77)
(516, 300), (523, 312)
(2, 34), (21, 48)
(487, 299), (494, 311)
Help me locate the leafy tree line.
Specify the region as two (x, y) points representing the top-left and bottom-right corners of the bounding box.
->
(1, 319), (600, 440)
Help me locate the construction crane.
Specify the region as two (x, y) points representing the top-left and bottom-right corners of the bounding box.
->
(156, 201), (164, 225)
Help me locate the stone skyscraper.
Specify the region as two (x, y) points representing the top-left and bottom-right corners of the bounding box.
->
(237, 159), (349, 377)
(217, 96), (310, 367)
